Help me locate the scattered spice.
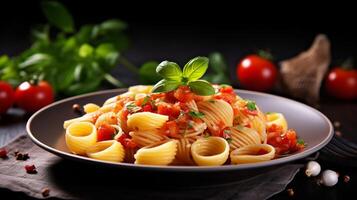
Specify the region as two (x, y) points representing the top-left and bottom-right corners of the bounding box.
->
(333, 121), (341, 129)
(286, 188), (294, 196)
(335, 131), (342, 137)
(344, 175), (350, 183)
(25, 164), (37, 174)
(41, 188), (50, 197)
(72, 104), (83, 114)
(0, 148), (8, 158)
(15, 152), (30, 161)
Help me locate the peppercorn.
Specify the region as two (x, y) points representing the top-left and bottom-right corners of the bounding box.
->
(287, 188), (294, 196)
(25, 165), (37, 174)
(344, 175), (350, 183)
(41, 188), (50, 197)
(0, 148), (7, 158)
(72, 104), (83, 114)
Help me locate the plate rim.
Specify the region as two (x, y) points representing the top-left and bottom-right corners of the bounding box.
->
(26, 88), (334, 172)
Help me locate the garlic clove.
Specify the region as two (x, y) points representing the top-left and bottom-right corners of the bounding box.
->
(321, 170), (339, 187)
(305, 161), (321, 177)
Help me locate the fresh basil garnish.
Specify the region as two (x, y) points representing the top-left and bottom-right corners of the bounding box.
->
(188, 80), (215, 96)
(183, 57), (209, 81)
(189, 110), (205, 118)
(156, 61), (182, 81)
(246, 101), (257, 111)
(152, 56), (215, 96)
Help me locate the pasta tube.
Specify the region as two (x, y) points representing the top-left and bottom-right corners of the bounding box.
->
(134, 140), (178, 165)
(65, 122), (97, 155)
(191, 137), (229, 166)
(86, 140), (125, 162)
(127, 112), (168, 131)
(230, 144), (276, 164)
(266, 112), (288, 133)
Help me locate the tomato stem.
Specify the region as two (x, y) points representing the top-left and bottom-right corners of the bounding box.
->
(341, 57), (354, 70)
(257, 49), (274, 61)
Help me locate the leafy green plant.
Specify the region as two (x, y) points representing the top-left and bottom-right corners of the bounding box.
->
(152, 56), (215, 96)
(0, 1), (133, 96)
(204, 52), (231, 84)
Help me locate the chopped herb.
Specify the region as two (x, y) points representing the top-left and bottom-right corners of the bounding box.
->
(226, 138), (232, 144)
(266, 112), (273, 114)
(141, 96), (150, 106)
(189, 110), (205, 118)
(246, 101), (256, 111)
(223, 129), (231, 135)
(125, 103), (141, 113)
(208, 99), (216, 103)
(297, 139), (306, 146)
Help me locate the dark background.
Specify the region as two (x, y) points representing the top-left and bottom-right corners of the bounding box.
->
(1, 1), (357, 85)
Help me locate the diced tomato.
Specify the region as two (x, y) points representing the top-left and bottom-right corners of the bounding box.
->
(267, 126), (302, 155)
(157, 102), (180, 119)
(165, 91), (177, 103)
(142, 104), (153, 112)
(243, 108), (258, 116)
(160, 121), (180, 138)
(117, 133), (137, 149)
(174, 86), (194, 102)
(233, 106), (240, 116)
(219, 85), (234, 94)
(97, 124), (116, 141)
(214, 92), (236, 104)
(210, 120), (227, 137)
(122, 109), (129, 120)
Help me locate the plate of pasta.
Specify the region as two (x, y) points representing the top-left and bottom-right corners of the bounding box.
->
(27, 56), (333, 174)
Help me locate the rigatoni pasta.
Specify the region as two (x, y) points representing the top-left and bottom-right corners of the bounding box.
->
(63, 83), (304, 166)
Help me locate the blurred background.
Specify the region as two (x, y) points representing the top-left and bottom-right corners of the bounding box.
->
(1, 0), (357, 74)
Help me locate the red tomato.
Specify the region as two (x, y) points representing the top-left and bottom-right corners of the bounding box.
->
(237, 55), (277, 92)
(0, 81), (15, 114)
(97, 124), (116, 141)
(15, 81), (54, 113)
(325, 67), (357, 100)
(160, 121), (180, 138)
(117, 133), (137, 148)
(142, 104), (153, 112)
(174, 86), (194, 102)
(157, 102), (180, 119)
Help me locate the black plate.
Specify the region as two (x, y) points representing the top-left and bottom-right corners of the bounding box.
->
(26, 89), (333, 186)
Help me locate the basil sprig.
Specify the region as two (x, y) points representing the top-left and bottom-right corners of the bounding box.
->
(152, 56), (215, 96)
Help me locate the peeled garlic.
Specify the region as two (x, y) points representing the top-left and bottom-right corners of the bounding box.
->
(305, 161), (321, 177)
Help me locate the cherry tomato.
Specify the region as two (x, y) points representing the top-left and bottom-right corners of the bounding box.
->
(237, 55), (278, 92)
(0, 81), (15, 114)
(325, 67), (357, 100)
(97, 124), (116, 141)
(15, 81), (54, 113)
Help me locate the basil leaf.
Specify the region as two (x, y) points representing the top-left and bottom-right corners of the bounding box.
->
(152, 79), (181, 93)
(18, 53), (52, 69)
(99, 19), (127, 33)
(188, 80), (215, 96)
(41, 1), (74, 33)
(139, 61), (161, 84)
(156, 61), (182, 81)
(183, 56), (209, 81)
(79, 44), (94, 58)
